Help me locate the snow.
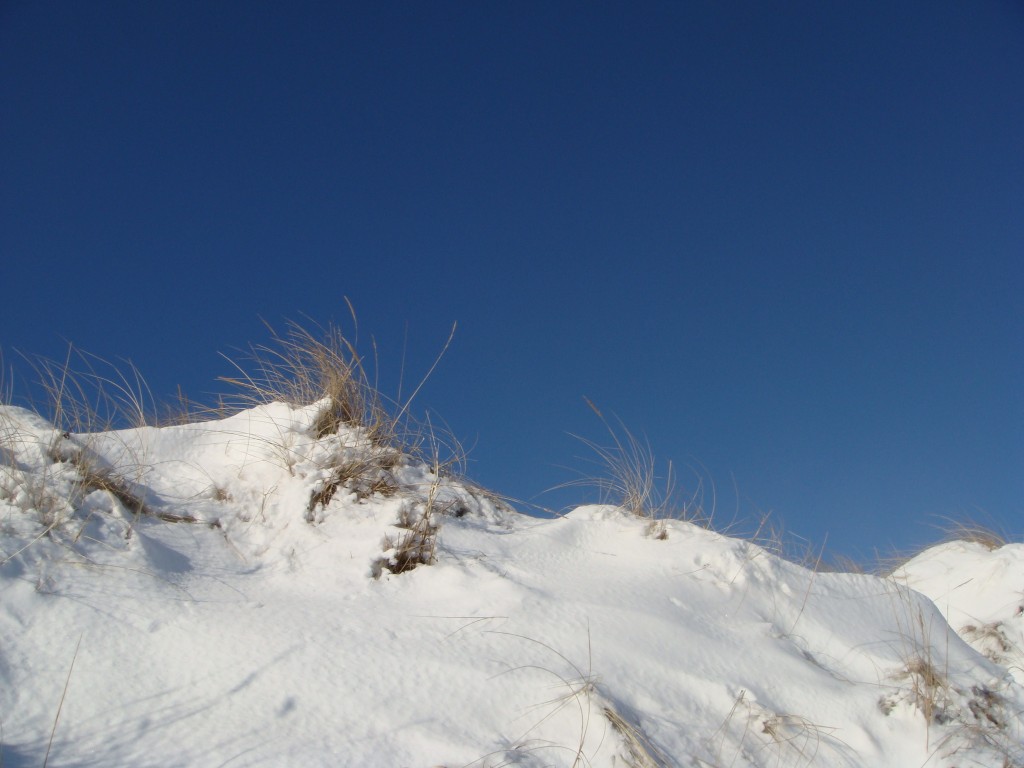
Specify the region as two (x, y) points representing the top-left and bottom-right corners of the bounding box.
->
(2, 401), (1022, 767)
(894, 540), (1024, 687)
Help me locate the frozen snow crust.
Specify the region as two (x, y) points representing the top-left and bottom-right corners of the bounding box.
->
(2, 401), (1023, 767)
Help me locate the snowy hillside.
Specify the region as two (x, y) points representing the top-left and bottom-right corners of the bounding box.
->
(2, 393), (1022, 768)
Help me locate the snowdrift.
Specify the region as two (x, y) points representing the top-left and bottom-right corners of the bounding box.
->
(2, 400), (1022, 767)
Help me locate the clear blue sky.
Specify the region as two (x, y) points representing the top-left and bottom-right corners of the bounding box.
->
(2, 2), (1021, 561)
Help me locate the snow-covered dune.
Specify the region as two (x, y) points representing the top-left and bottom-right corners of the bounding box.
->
(2, 402), (1021, 766)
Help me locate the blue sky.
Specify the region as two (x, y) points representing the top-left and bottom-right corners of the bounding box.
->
(2, 1), (1021, 562)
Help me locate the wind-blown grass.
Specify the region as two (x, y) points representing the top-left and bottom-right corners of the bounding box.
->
(556, 397), (713, 537)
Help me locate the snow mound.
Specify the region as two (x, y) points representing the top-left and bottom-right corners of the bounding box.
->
(2, 404), (1022, 766)
(896, 540), (1024, 685)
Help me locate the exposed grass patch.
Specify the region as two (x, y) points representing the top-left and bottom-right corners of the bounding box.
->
(19, 344), (156, 433)
(961, 621), (1016, 665)
(558, 398), (713, 537)
(894, 654), (952, 725)
(306, 455), (400, 522)
(601, 703), (671, 768)
(3, 312), (465, 546)
(936, 516), (1010, 551)
(217, 313), (388, 441)
(377, 501), (439, 576)
(371, 444), (462, 576)
(216, 307), (456, 455)
(881, 590), (953, 731)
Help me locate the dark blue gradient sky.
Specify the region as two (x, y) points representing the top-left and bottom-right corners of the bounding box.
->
(3, 2), (1022, 560)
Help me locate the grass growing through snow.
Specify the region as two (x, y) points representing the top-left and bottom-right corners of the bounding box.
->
(935, 516), (1010, 551)
(1, 314), (461, 558)
(217, 313), (392, 442)
(4, 322), (1024, 766)
(5, 319), (1015, 572)
(0, 348), (157, 544)
(558, 397), (713, 538)
(1, 312), (504, 587)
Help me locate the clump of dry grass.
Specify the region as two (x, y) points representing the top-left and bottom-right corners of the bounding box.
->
(757, 711), (842, 766)
(880, 594), (952, 730)
(16, 344), (157, 434)
(874, 576), (1024, 762)
(371, 441), (468, 576)
(602, 703), (671, 768)
(881, 646), (1022, 764)
(3, 313), (487, 587)
(74, 462), (150, 519)
(376, 501), (439, 576)
(558, 398), (712, 536)
(306, 455), (400, 521)
(3, 312), (464, 543)
(217, 306), (456, 453)
(960, 621), (1015, 665)
(217, 311), (391, 442)
(898, 655), (952, 725)
(1, 348), (160, 541)
(873, 515), (1016, 578)
(936, 516), (1010, 551)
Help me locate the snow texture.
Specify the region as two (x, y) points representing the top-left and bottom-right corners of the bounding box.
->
(2, 402), (1022, 767)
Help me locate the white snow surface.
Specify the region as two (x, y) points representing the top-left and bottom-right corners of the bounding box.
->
(2, 401), (1022, 767)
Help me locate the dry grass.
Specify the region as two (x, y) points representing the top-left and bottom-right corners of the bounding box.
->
(4, 311), (465, 540)
(818, 552), (869, 574)
(874, 517), (1016, 578)
(374, 500), (439, 576)
(898, 654), (951, 725)
(2, 345), (174, 533)
(468, 630), (673, 768)
(1, 365), (148, 542)
(306, 456), (399, 520)
(484, 629), (600, 768)
(601, 703), (671, 768)
(702, 689), (846, 767)
(935, 516), (1010, 551)
(215, 313), (467, 540)
(558, 398), (712, 535)
(19, 344), (156, 433)
(216, 311), (392, 442)
(74, 463), (151, 519)
(757, 711), (842, 766)
(961, 621), (1015, 665)
(371, 437), (469, 577)
(882, 591), (952, 730)
(2, 314), (485, 591)
(43, 634), (82, 768)
(216, 306), (456, 453)
(876, 579), (1024, 764)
